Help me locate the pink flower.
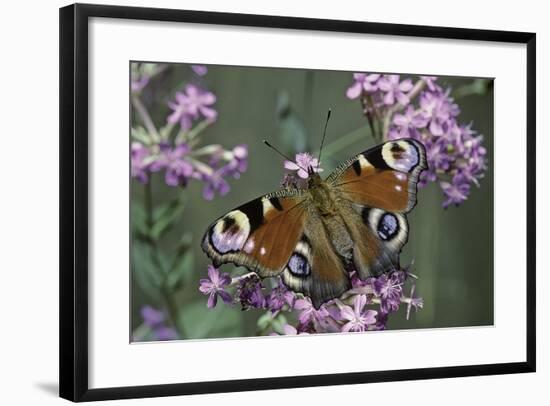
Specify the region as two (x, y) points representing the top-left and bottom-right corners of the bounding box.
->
(378, 75), (414, 106)
(339, 295), (377, 332)
(191, 65), (208, 76)
(199, 265), (232, 308)
(167, 84), (217, 130)
(284, 152), (323, 179)
(346, 73), (381, 99)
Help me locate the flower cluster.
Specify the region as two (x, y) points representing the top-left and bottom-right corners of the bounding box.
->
(199, 264), (421, 334)
(167, 84), (217, 130)
(130, 63), (248, 200)
(346, 74), (487, 208)
(137, 305), (178, 341)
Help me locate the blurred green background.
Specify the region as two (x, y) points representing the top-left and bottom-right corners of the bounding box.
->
(131, 63), (493, 340)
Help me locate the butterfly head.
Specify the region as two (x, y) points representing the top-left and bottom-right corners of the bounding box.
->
(307, 168), (323, 188)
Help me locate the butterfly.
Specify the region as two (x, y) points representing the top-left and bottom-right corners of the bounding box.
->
(201, 138), (426, 309)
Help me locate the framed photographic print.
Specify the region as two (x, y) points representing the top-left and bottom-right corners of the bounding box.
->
(59, 3), (536, 402)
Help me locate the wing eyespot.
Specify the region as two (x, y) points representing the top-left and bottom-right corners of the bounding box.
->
(377, 213), (399, 241)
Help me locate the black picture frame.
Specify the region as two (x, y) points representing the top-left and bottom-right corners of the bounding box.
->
(59, 3), (536, 402)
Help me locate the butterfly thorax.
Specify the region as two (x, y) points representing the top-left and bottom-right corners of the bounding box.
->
(307, 174), (338, 217)
(306, 173), (355, 261)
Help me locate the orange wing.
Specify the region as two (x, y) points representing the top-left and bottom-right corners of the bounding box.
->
(327, 138), (427, 213)
(201, 190), (307, 277)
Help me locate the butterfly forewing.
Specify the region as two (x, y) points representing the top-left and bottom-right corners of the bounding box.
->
(202, 190), (307, 277)
(328, 138), (427, 213)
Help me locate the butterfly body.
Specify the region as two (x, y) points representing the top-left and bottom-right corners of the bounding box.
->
(202, 139), (427, 308)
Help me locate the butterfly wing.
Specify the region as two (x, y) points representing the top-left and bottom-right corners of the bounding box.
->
(202, 190), (308, 277)
(202, 188), (351, 308)
(280, 214), (351, 309)
(327, 138), (427, 212)
(328, 138), (427, 279)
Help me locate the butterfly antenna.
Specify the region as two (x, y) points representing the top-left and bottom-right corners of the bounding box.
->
(317, 108), (331, 165)
(262, 140), (308, 172)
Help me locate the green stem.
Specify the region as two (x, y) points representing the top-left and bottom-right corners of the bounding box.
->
(317, 124), (372, 159)
(132, 95), (160, 143)
(143, 181), (183, 337)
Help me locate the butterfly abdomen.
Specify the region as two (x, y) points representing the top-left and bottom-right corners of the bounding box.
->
(319, 214), (354, 261)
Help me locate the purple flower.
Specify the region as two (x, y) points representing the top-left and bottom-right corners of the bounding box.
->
(373, 311), (389, 331)
(131, 76), (149, 93)
(221, 144), (249, 179)
(232, 144), (248, 172)
(391, 106), (429, 138)
(338, 295), (378, 332)
(191, 65), (208, 76)
(419, 88), (459, 136)
(406, 284), (424, 320)
(140, 305), (178, 341)
(150, 143), (194, 187)
(440, 175), (471, 208)
(131, 142), (150, 183)
(279, 324), (309, 335)
(417, 138), (453, 187)
(199, 265), (233, 308)
(199, 167), (231, 200)
(421, 76), (438, 91)
(141, 305), (166, 327)
(237, 275), (266, 310)
(266, 280), (295, 313)
(167, 84), (217, 130)
(426, 139), (452, 172)
(378, 75), (414, 106)
(284, 152), (323, 179)
(457, 132), (487, 186)
(373, 272), (403, 313)
(346, 73), (381, 99)
(293, 298), (336, 331)
(154, 326), (178, 341)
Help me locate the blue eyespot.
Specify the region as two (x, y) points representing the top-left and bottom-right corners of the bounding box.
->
(377, 213), (398, 241)
(288, 253), (311, 277)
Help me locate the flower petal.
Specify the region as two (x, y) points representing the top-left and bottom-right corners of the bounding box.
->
(284, 161), (300, 170)
(207, 292), (218, 308)
(346, 82), (362, 99)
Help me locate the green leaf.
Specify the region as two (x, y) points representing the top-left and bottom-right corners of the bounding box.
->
(453, 79), (492, 99)
(180, 301), (243, 339)
(166, 250), (194, 291)
(150, 197), (186, 241)
(131, 126), (153, 145)
(159, 122), (175, 141)
(270, 314), (288, 335)
(256, 311), (288, 335)
(131, 203), (149, 240)
(256, 311), (274, 332)
(131, 241), (164, 301)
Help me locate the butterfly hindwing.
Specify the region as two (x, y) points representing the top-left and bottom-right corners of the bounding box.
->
(281, 217), (351, 309)
(349, 205), (409, 279)
(201, 190), (307, 277)
(328, 138), (427, 213)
